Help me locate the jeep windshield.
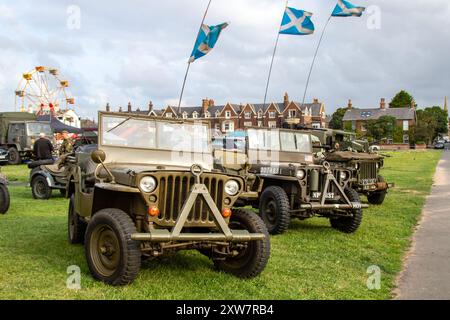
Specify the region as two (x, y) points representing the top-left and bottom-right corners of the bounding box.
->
(26, 122), (53, 136)
(248, 129), (312, 153)
(101, 115), (210, 153)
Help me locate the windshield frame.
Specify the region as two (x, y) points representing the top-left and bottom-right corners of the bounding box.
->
(247, 128), (312, 154)
(99, 113), (212, 155)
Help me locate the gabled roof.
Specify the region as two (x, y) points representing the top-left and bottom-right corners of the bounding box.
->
(343, 107), (416, 121)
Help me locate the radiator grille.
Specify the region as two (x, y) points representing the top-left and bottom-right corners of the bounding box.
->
(359, 162), (377, 180)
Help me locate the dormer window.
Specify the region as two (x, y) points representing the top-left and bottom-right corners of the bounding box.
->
(244, 112), (251, 119)
(204, 111), (210, 118)
(215, 110), (220, 118)
(166, 112), (172, 118)
(225, 111), (231, 119)
(192, 112), (198, 119)
(258, 111), (263, 118)
(182, 112), (188, 119)
(269, 111), (276, 119)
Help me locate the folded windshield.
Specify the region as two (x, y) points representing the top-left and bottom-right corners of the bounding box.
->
(248, 129), (312, 153)
(101, 116), (210, 153)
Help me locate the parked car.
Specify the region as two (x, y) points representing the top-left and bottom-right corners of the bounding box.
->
(0, 171), (10, 214)
(0, 147), (9, 165)
(434, 140), (445, 149)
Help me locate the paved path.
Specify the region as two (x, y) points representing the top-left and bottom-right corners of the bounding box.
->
(395, 151), (450, 299)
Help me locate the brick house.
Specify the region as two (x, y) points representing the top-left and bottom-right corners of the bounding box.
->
(342, 98), (417, 143)
(107, 92), (327, 133)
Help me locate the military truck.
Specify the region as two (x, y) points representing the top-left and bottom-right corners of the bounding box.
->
(214, 127), (368, 235)
(0, 112), (53, 164)
(66, 112), (270, 285)
(0, 170), (10, 214)
(307, 128), (393, 205)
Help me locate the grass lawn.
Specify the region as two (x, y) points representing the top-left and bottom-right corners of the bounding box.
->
(0, 150), (442, 300)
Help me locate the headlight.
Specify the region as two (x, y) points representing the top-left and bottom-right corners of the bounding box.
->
(376, 163), (380, 169)
(224, 180), (240, 196)
(340, 171), (348, 180)
(354, 163), (359, 170)
(296, 169), (306, 179)
(140, 176), (157, 193)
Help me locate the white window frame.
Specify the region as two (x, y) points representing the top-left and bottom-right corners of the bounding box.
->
(244, 112), (251, 119)
(288, 110), (296, 118)
(403, 120), (409, 131)
(165, 112), (172, 118)
(225, 111), (231, 119)
(269, 111), (276, 119)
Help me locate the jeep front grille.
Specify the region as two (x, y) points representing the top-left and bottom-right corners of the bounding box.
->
(359, 162), (377, 180)
(156, 173), (225, 226)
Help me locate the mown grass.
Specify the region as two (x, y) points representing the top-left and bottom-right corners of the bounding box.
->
(0, 150), (442, 300)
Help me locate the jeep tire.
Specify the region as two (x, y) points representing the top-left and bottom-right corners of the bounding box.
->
(7, 147), (21, 165)
(85, 208), (141, 285)
(31, 175), (52, 199)
(259, 186), (291, 235)
(330, 188), (363, 233)
(214, 208), (270, 278)
(367, 176), (387, 205)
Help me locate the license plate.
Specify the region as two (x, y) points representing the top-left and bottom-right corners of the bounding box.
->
(312, 192), (334, 199)
(260, 167), (280, 175)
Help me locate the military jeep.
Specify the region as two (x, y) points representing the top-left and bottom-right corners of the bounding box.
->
(66, 112), (270, 285)
(214, 127), (368, 235)
(307, 128), (393, 205)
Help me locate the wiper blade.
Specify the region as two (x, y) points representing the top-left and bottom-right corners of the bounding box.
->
(107, 117), (131, 133)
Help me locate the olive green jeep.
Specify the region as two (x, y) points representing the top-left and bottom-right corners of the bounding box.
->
(308, 128), (394, 205)
(213, 127), (368, 235)
(66, 112), (270, 285)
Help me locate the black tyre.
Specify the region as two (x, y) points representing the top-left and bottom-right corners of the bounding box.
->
(330, 188), (363, 233)
(59, 189), (67, 197)
(367, 176), (387, 205)
(68, 195), (87, 244)
(0, 183), (10, 214)
(259, 186), (291, 235)
(31, 175), (52, 199)
(85, 208), (141, 285)
(214, 208), (270, 278)
(7, 147), (21, 165)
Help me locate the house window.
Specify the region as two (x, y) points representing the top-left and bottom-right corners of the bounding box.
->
(215, 123), (220, 130)
(244, 121), (252, 127)
(403, 120), (409, 131)
(204, 111), (210, 118)
(182, 112), (188, 119)
(166, 112), (172, 118)
(257, 121), (263, 127)
(288, 110), (296, 118)
(225, 111), (231, 119)
(268, 121), (277, 128)
(312, 123), (321, 129)
(351, 121), (356, 131)
(269, 111), (276, 119)
(403, 134), (410, 144)
(192, 112), (198, 119)
(258, 111), (263, 119)
(244, 112), (251, 119)
(361, 124), (367, 132)
(223, 121), (234, 132)
(215, 111), (220, 118)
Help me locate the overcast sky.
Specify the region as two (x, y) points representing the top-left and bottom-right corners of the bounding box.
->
(0, 0), (449, 119)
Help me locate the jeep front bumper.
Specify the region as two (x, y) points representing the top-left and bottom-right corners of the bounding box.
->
(131, 229), (265, 242)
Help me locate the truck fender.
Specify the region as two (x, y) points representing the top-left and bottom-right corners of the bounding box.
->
(30, 170), (56, 188)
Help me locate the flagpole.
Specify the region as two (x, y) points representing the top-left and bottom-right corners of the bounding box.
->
(177, 0), (213, 114)
(301, 15), (332, 105)
(263, 0), (289, 108)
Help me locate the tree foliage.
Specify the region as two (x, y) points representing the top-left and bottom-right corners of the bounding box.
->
(414, 107), (449, 144)
(329, 107), (348, 130)
(365, 116), (396, 142)
(389, 90), (415, 108)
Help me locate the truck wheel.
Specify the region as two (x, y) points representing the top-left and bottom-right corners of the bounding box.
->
(31, 175), (52, 199)
(330, 188), (363, 234)
(7, 147), (21, 165)
(0, 183), (10, 214)
(367, 176), (387, 205)
(214, 209), (270, 278)
(68, 195), (87, 244)
(85, 208), (141, 285)
(259, 186), (290, 235)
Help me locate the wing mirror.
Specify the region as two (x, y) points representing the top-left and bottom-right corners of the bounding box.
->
(91, 149), (115, 183)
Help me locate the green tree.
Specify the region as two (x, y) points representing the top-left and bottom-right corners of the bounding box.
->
(365, 116), (396, 141)
(389, 90), (415, 108)
(414, 107), (448, 144)
(329, 107), (348, 130)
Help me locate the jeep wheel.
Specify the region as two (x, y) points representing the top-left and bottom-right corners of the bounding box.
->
(0, 183), (10, 214)
(367, 176), (387, 205)
(7, 147), (21, 165)
(85, 208), (141, 285)
(31, 175), (52, 199)
(259, 186), (290, 235)
(68, 195), (87, 244)
(330, 188), (363, 233)
(214, 209), (270, 278)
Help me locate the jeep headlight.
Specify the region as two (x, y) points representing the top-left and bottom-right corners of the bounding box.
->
(140, 176), (157, 193)
(354, 163), (359, 170)
(296, 169), (306, 180)
(340, 171), (348, 180)
(376, 163), (380, 169)
(225, 180), (239, 196)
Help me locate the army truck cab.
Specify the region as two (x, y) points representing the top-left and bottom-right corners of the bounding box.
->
(0, 112), (53, 164)
(214, 127), (368, 235)
(307, 128), (393, 205)
(67, 112), (270, 285)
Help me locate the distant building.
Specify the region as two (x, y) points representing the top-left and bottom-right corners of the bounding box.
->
(342, 98), (417, 143)
(107, 93), (327, 133)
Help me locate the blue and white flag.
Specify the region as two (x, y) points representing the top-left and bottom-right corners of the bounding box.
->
(332, 0), (365, 17)
(279, 7), (315, 35)
(189, 23), (228, 63)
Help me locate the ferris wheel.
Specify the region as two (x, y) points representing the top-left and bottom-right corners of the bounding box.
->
(15, 66), (75, 115)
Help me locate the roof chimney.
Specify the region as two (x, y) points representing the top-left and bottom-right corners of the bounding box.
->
(347, 99), (353, 109)
(284, 92), (289, 108)
(202, 98), (209, 113)
(127, 102), (132, 113)
(119, 106), (123, 113)
(410, 99), (416, 109)
(209, 99), (215, 107)
(380, 98), (386, 109)
(148, 101), (154, 112)
(106, 102), (110, 112)
(313, 98), (319, 104)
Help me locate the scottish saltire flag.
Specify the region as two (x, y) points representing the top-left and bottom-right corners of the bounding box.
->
(189, 23), (228, 63)
(279, 7), (314, 35)
(332, 0), (365, 17)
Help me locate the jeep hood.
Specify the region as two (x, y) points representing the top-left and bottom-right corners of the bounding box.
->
(325, 151), (382, 162)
